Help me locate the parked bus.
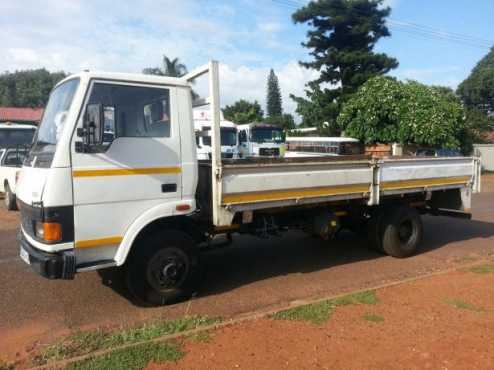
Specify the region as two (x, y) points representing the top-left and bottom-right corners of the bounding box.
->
(286, 136), (364, 156)
(237, 123), (285, 158)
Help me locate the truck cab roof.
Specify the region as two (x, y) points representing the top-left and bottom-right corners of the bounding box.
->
(56, 71), (191, 89)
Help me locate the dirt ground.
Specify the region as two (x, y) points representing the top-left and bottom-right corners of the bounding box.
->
(151, 265), (494, 370)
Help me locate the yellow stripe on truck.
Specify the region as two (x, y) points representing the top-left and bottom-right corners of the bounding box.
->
(381, 176), (470, 191)
(75, 236), (123, 249)
(73, 167), (181, 178)
(222, 183), (371, 205)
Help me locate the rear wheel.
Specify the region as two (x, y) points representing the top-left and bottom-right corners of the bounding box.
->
(126, 230), (200, 306)
(381, 206), (423, 258)
(4, 183), (17, 211)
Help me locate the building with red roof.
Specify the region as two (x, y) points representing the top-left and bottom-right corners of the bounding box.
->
(0, 107), (44, 125)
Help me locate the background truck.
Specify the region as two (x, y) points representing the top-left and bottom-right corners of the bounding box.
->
(17, 61), (481, 306)
(194, 109), (239, 160)
(237, 122), (286, 158)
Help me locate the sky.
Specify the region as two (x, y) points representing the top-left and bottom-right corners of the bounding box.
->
(1, 0), (493, 120)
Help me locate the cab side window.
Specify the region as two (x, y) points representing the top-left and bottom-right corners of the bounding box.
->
(86, 83), (171, 149)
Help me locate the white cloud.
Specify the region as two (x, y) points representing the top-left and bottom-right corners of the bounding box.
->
(258, 21), (283, 34)
(0, 1), (318, 121)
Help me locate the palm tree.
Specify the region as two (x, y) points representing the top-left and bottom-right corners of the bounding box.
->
(143, 56), (188, 77)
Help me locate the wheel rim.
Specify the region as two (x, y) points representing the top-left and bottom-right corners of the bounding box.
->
(398, 219), (413, 243)
(147, 248), (190, 292)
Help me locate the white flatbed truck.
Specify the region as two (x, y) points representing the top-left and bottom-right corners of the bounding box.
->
(17, 61), (481, 305)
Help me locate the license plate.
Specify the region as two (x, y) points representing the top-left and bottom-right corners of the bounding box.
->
(20, 247), (30, 265)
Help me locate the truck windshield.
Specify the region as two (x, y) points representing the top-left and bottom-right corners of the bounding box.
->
(27, 78), (79, 168)
(251, 127), (284, 143)
(221, 128), (237, 146)
(0, 129), (36, 149)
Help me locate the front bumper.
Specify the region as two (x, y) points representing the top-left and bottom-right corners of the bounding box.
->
(18, 231), (76, 279)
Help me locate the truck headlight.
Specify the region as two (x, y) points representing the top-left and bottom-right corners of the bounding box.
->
(35, 222), (62, 242)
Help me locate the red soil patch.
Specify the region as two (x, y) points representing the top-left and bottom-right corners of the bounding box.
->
(151, 267), (494, 370)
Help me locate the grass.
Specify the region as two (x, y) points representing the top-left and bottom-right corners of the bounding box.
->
(65, 341), (183, 370)
(444, 299), (485, 312)
(32, 315), (221, 366)
(469, 263), (494, 274)
(362, 313), (385, 323)
(188, 331), (212, 343)
(271, 290), (379, 325)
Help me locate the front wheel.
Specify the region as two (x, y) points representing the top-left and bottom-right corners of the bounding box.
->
(381, 206), (423, 258)
(4, 183), (17, 211)
(126, 231), (200, 306)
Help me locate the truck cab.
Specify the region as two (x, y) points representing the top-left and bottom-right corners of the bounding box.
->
(194, 109), (239, 160)
(237, 123), (286, 158)
(17, 70), (198, 285)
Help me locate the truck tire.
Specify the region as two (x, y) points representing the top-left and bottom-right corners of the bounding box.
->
(4, 183), (17, 211)
(125, 230), (200, 306)
(381, 206), (423, 258)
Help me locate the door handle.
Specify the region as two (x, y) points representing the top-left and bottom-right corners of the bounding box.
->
(161, 183), (177, 193)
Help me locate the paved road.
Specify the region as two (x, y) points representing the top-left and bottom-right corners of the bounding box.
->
(1, 177), (493, 357)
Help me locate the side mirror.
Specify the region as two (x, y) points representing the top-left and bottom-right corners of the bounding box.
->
(76, 104), (104, 152)
(85, 104), (104, 145)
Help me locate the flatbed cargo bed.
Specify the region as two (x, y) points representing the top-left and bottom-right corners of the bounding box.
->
(198, 155), (481, 225)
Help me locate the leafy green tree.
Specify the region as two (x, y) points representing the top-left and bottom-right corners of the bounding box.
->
(291, 0), (398, 130)
(0, 69), (66, 107)
(337, 76), (466, 150)
(143, 56), (188, 77)
(457, 48), (494, 114)
(292, 86), (342, 135)
(265, 113), (296, 130)
(266, 69), (283, 118)
(222, 100), (264, 124)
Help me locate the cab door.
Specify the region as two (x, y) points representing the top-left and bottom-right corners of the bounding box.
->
(71, 81), (182, 262)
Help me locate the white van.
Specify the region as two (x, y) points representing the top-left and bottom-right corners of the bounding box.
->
(237, 123), (286, 158)
(0, 147), (27, 210)
(194, 109), (238, 160)
(0, 122), (37, 150)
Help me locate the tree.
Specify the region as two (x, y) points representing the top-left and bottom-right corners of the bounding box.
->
(0, 69), (67, 107)
(222, 100), (264, 124)
(266, 113), (296, 130)
(266, 69), (282, 118)
(457, 48), (494, 114)
(337, 76), (466, 150)
(143, 56), (188, 77)
(291, 0), (398, 130)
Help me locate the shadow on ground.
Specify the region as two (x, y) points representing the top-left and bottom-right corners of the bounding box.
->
(98, 215), (494, 307)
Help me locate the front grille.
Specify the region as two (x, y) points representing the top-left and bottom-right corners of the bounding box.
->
(259, 148), (280, 157)
(222, 152), (234, 159)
